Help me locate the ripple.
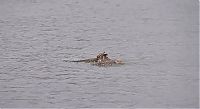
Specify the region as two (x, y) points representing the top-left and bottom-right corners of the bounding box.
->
(0, 0), (198, 108)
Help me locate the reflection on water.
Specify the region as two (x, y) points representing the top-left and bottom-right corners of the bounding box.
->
(0, 0), (198, 108)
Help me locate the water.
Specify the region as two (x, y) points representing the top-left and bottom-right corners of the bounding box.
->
(0, 0), (199, 108)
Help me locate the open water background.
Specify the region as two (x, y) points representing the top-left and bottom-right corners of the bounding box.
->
(0, 0), (199, 108)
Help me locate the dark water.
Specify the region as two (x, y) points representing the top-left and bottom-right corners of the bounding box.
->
(0, 0), (199, 108)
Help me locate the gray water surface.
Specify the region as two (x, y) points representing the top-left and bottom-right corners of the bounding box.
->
(0, 0), (199, 108)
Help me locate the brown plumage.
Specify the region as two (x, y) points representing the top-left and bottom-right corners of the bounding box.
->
(69, 52), (124, 66)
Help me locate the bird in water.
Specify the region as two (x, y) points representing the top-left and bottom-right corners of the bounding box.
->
(66, 52), (124, 66)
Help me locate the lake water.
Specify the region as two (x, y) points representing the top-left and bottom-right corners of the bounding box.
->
(0, 0), (199, 108)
